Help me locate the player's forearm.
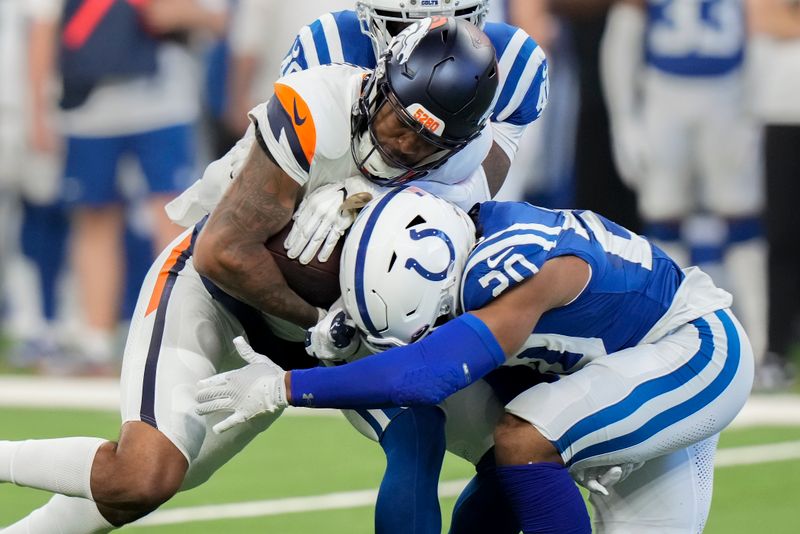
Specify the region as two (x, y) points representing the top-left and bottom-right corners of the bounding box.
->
(748, 0), (800, 38)
(200, 241), (319, 327)
(286, 314), (506, 408)
(28, 20), (56, 127)
(600, 2), (646, 120)
(483, 141), (512, 197)
(194, 142), (318, 327)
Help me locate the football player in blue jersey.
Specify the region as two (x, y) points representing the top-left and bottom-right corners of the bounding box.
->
(280, 0), (548, 265)
(601, 0), (767, 379)
(197, 188), (755, 533)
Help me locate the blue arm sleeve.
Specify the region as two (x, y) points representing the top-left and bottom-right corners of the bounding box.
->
(376, 406), (446, 534)
(290, 314), (505, 408)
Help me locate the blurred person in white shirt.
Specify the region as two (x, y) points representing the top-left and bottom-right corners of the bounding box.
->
(224, 0), (352, 137)
(0, 0), (68, 366)
(746, 0), (800, 388)
(28, 0), (227, 369)
(601, 0), (768, 377)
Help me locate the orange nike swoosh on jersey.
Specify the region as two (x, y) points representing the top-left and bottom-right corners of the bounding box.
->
(273, 83), (316, 168)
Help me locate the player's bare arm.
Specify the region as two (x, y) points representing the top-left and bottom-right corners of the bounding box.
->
(471, 254), (591, 356)
(193, 139), (320, 328)
(483, 141), (512, 197)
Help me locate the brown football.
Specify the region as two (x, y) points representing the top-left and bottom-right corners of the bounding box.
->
(265, 222), (342, 309)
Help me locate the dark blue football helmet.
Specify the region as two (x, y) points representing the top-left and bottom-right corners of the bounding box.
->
(351, 16), (499, 185)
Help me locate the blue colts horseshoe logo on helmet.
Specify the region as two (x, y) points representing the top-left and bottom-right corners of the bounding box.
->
(404, 228), (455, 281)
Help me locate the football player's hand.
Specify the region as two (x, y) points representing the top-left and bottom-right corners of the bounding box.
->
(572, 462), (643, 496)
(284, 178), (377, 264)
(610, 118), (649, 189)
(305, 298), (362, 361)
(195, 337), (287, 434)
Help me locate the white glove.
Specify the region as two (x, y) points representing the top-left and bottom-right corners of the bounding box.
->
(572, 462), (644, 496)
(305, 298), (362, 361)
(609, 118), (649, 189)
(195, 337), (288, 434)
(284, 177), (377, 265)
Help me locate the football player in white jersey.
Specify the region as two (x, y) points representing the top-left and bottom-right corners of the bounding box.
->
(273, 4), (548, 530)
(601, 0), (767, 374)
(197, 188), (754, 533)
(0, 19), (500, 533)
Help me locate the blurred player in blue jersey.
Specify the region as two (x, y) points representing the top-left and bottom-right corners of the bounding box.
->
(600, 0), (767, 378)
(197, 187), (754, 533)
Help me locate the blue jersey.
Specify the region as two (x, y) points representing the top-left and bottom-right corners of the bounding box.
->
(645, 0), (745, 77)
(461, 202), (685, 374)
(281, 11), (548, 126)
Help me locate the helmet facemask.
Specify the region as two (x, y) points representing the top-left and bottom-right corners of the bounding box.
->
(355, 0), (490, 58)
(350, 51), (478, 186)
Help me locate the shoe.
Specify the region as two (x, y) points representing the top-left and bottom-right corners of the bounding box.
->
(7, 338), (60, 370)
(752, 352), (796, 392)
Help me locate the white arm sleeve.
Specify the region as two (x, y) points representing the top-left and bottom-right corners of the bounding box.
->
(600, 2), (647, 121)
(490, 121), (528, 164)
(414, 167), (490, 212)
(165, 126), (256, 227)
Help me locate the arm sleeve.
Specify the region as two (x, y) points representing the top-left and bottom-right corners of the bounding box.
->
(290, 314), (506, 409)
(490, 121), (528, 164)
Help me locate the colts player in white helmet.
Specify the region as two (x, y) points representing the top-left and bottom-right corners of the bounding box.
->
(0, 20), (500, 534)
(601, 0), (767, 374)
(280, 0), (549, 263)
(196, 188), (754, 533)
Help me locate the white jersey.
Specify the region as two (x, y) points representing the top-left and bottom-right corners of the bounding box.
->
(644, 0), (746, 77)
(167, 63), (492, 226)
(251, 63), (491, 196)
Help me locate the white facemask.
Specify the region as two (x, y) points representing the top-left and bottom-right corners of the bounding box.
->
(355, 130), (406, 180)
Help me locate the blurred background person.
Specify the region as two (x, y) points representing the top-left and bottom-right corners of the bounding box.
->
(495, 0), (580, 209)
(26, 0), (227, 372)
(746, 0), (800, 388)
(1, 0), (69, 369)
(553, 0), (641, 231)
(600, 0), (768, 381)
(224, 0), (352, 140)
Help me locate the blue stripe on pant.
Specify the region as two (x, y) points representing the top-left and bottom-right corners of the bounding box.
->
(354, 407), (406, 441)
(556, 310), (740, 465)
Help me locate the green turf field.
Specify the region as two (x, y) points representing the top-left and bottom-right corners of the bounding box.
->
(1, 407), (798, 533)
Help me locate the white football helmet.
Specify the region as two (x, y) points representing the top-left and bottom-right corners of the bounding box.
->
(340, 187), (476, 352)
(356, 0), (490, 58)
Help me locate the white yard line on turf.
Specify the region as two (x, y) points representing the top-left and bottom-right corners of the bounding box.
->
(131, 440), (800, 528)
(1, 376), (800, 425)
(0, 376), (339, 417)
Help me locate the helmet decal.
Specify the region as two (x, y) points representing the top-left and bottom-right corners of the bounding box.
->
(342, 188), (477, 348)
(404, 228), (455, 281)
(392, 17), (434, 64)
(406, 103), (445, 136)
